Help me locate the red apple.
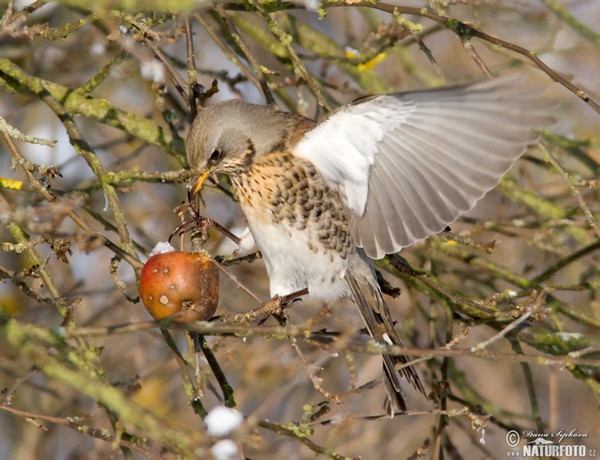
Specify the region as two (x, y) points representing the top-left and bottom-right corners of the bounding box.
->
(139, 250), (219, 322)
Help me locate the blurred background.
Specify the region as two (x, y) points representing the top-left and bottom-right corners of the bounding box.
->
(0, 0), (599, 458)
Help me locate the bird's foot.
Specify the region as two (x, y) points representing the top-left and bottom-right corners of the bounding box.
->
(169, 214), (241, 246)
(257, 288), (309, 326)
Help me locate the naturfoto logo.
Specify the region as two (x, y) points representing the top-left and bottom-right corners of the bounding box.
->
(505, 428), (594, 458)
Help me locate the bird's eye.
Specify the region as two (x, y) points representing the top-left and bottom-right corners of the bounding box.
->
(209, 148), (222, 163)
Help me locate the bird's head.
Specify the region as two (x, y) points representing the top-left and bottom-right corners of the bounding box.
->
(186, 100), (292, 195)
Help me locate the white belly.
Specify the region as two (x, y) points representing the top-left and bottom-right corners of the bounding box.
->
(247, 218), (350, 302)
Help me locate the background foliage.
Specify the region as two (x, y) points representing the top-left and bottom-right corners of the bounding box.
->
(1, 0), (599, 458)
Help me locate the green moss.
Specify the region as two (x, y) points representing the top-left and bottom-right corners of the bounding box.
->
(518, 327), (593, 355)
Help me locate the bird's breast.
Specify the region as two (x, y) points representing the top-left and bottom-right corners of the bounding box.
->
(231, 151), (352, 300)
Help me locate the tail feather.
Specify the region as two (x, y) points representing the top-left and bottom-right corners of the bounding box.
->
(345, 269), (425, 415)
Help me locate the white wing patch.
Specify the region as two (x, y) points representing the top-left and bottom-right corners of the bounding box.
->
(293, 74), (556, 259)
(295, 101), (415, 212)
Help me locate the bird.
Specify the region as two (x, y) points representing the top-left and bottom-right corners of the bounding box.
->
(185, 73), (555, 415)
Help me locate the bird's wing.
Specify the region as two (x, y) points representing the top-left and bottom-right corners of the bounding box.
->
(293, 74), (556, 259)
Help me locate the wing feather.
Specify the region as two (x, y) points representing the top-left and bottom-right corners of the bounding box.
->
(294, 74), (556, 258)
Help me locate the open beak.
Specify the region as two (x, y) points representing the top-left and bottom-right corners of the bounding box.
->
(191, 168), (212, 196)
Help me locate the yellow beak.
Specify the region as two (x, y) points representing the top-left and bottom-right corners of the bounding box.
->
(191, 169), (212, 196)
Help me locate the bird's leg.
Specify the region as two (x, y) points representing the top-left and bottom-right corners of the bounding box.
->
(279, 287), (310, 304)
(375, 269), (402, 298)
(257, 288), (309, 326)
(169, 209), (241, 246)
(170, 190), (242, 245)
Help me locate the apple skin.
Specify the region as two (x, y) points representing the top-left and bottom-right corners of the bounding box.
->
(139, 251), (219, 322)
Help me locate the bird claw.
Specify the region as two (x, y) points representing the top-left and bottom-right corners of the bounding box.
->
(257, 294), (285, 326)
(278, 288), (309, 305)
(257, 288), (309, 326)
(169, 213), (241, 246)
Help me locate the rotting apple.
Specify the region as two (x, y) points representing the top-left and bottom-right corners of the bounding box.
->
(139, 250), (219, 322)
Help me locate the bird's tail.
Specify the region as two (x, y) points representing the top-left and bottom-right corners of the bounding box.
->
(345, 264), (425, 416)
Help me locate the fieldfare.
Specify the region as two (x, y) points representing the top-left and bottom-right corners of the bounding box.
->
(186, 74), (554, 414)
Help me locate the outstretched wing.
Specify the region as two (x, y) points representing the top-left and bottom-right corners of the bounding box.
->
(294, 74), (556, 259)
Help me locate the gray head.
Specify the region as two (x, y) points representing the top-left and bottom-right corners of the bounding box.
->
(186, 100), (294, 181)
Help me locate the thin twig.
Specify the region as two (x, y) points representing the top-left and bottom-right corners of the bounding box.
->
(510, 340), (544, 433)
(470, 310), (534, 352)
(2, 132), (142, 271)
(193, 12), (264, 98)
(55, 320), (600, 368)
(214, 4), (277, 106)
(249, 0), (331, 110)
(0, 405), (155, 457)
(225, 0), (600, 113)
(540, 142), (600, 239)
(192, 332), (237, 408)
